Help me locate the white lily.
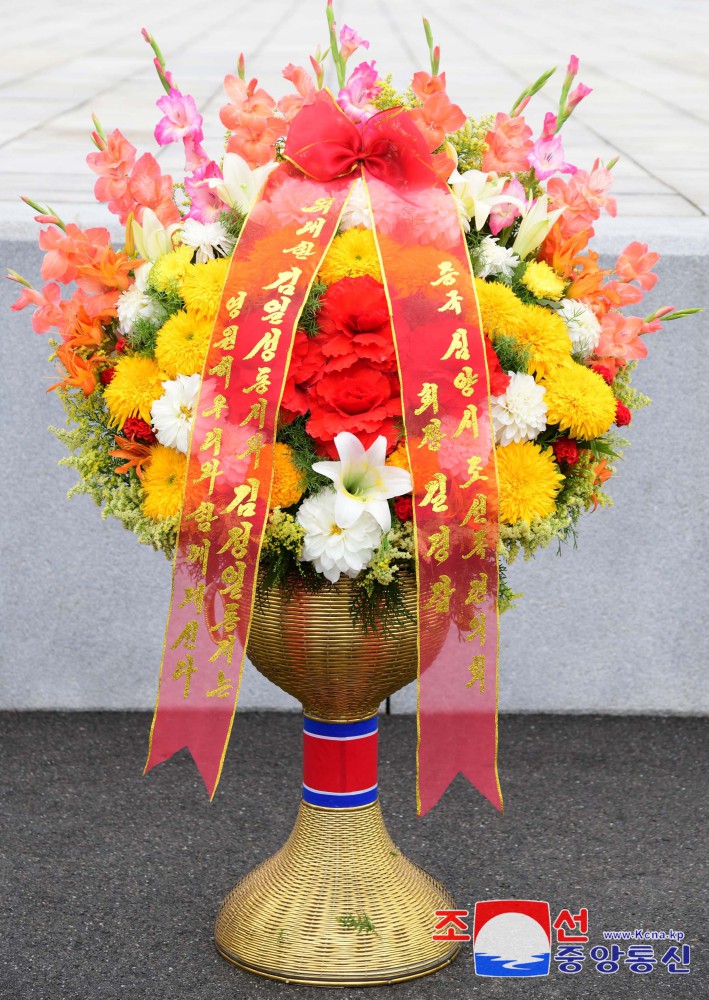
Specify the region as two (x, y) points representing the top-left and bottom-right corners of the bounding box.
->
(449, 169), (524, 232)
(131, 208), (182, 261)
(208, 152), (278, 214)
(312, 432), (412, 533)
(511, 195), (564, 260)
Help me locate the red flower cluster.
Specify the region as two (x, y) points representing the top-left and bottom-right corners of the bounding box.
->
(552, 437), (580, 466)
(282, 276), (402, 458)
(123, 417), (157, 443)
(614, 400), (632, 427)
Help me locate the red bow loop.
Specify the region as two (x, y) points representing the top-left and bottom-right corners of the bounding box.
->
(285, 90), (436, 189)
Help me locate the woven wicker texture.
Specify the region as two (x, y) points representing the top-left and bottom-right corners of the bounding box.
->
(214, 801), (459, 985)
(215, 574), (457, 985)
(246, 574), (443, 721)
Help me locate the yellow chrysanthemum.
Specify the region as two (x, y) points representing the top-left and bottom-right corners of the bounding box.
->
(475, 277), (526, 338)
(150, 245), (194, 292)
(515, 304), (573, 379)
(154, 310), (213, 378)
(179, 257), (229, 321)
(522, 260), (567, 301)
(496, 441), (564, 525)
(543, 362), (617, 440)
(269, 443), (306, 509)
(319, 228), (382, 284)
(386, 441), (410, 472)
(103, 355), (166, 429)
(142, 445), (187, 521)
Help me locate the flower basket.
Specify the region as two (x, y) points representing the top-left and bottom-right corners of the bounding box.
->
(10, 2), (699, 987)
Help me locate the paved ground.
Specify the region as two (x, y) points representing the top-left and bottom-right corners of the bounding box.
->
(1, 0), (708, 233)
(1, 712), (705, 999)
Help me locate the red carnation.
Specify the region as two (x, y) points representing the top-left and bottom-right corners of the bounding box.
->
(614, 400), (632, 427)
(393, 495), (413, 521)
(115, 337), (127, 354)
(281, 329), (328, 422)
(485, 338), (511, 397)
(552, 437), (580, 466)
(592, 364), (614, 386)
(317, 276), (397, 373)
(100, 367), (116, 385)
(307, 362), (401, 458)
(122, 417), (157, 443)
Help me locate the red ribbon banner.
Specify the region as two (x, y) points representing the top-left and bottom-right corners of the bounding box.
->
(146, 90), (502, 815)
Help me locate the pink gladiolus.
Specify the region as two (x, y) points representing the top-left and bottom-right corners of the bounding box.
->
(567, 82), (592, 112)
(38, 223), (112, 284)
(86, 128), (137, 218)
(185, 160), (225, 223)
(616, 242), (660, 291)
(154, 88), (204, 147)
(278, 64), (317, 121)
(337, 61), (382, 123)
(220, 74), (282, 167)
(529, 112), (577, 180)
(489, 178), (526, 235)
(128, 153), (181, 226)
(568, 55), (579, 76)
(481, 113), (533, 174)
(411, 71), (447, 102)
(339, 24), (369, 60)
(409, 91), (466, 152)
(596, 312), (648, 364)
(602, 279), (644, 309)
(11, 282), (64, 334)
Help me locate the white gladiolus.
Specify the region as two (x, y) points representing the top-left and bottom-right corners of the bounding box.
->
(340, 178), (373, 230)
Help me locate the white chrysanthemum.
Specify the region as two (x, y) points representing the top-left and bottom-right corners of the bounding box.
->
(556, 297), (602, 359)
(117, 262), (161, 336)
(297, 489), (382, 584)
(340, 178), (373, 230)
(475, 236), (520, 280)
(179, 218), (235, 264)
(150, 373), (201, 454)
(491, 371), (548, 446)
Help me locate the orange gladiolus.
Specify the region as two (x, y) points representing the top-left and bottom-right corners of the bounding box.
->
(590, 458), (612, 511)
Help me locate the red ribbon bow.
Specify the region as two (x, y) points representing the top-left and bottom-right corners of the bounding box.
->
(284, 90), (437, 190)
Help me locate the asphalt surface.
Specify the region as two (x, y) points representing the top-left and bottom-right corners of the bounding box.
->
(1, 712), (705, 999)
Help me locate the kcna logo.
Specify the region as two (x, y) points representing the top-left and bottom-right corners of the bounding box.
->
(473, 900), (551, 977)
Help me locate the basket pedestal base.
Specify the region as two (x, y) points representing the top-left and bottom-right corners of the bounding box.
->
(214, 799), (460, 986)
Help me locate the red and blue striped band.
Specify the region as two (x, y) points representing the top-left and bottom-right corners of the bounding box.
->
(302, 715), (378, 808)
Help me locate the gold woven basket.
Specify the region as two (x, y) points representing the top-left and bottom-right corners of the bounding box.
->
(213, 574), (460, 985)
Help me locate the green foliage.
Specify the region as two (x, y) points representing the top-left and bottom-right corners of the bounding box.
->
(299, 280), (327, 337)
(492, 334), (531, 374)
(276, 416), (332, 494)
(50, 388), (177, 556)
(498, 562), (522, 613)
(219, 208), (246, 244)
(130, 315), (163, 356)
